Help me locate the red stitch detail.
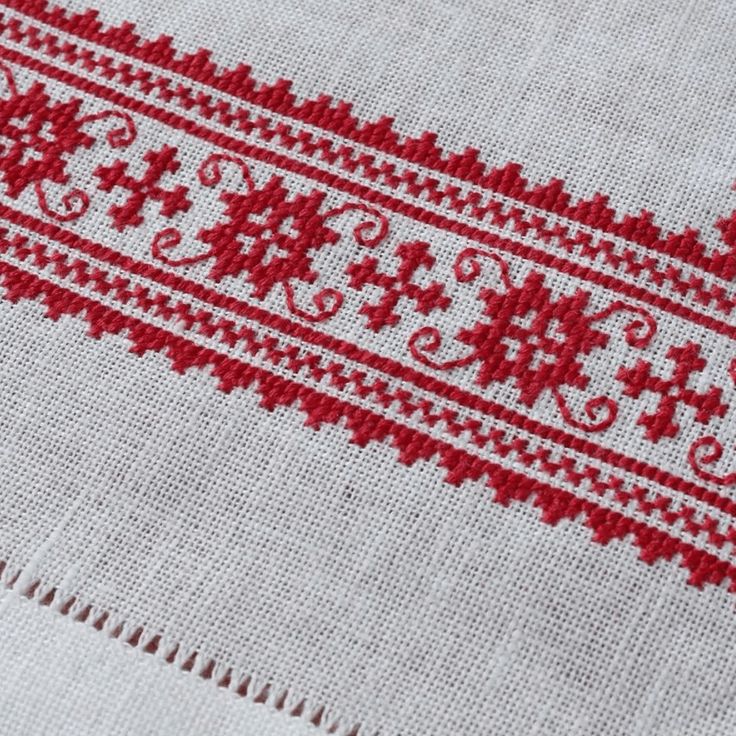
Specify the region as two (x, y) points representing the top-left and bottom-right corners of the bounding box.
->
(197, 174), (339, 297)
(552, 389), (617, 434)
(77, 108), (136, 148)
(588, 301), (657, 349)
(452, 246), (512, 289)
(2, 7), (736, 588)
(282, 280), (342, 324)
(323, 202), (389, 248)
(6, 1), (736, 282)
(33, 179), (89, 222)
(4, 41), (736, 345)
(4, 255), (734, 592)
(197, 150), (254, 190)
(689, 437), (736, 486)
(3, 228), (732, 552)
(457, 270), (609, 407)
(617, 342), (728, 442)
(3, 200), (733, 518)
(0, 59), (94, 221)
(94, 144), (192, 230)
(346, 240), (451, 331)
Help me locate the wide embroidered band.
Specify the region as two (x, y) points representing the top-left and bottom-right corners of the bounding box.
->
(3, 0), (736, 591)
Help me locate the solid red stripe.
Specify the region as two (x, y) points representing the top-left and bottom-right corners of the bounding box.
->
(2, 202), (735, 518)
(1, 256), (735, 592)
(1, 42), (735, 347)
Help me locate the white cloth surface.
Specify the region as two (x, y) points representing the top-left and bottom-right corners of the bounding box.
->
(1, 297), (735, 736)
(0, 584), (319, 736)
(1, 1), (736, 735)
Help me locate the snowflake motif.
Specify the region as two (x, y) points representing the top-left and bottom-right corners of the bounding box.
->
(457, 270), (609, 406)
(0, 81), (93, 199)
(197, 175), (340, 299)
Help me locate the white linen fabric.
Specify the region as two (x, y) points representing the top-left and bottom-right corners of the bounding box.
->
(1, 1), (736, 735)
(0, 585), (320, 736)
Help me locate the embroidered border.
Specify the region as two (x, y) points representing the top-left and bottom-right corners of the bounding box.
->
(0, 1), (735, 596)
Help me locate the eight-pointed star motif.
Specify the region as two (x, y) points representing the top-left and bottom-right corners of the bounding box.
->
(197, 175), (340, 299)
(0, 81), (93, 199)
(456, 270), (610, 406)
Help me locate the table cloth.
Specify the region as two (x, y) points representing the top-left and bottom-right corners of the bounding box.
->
(1, 1), (736, 734)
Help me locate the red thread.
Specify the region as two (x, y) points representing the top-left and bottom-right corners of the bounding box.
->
(5, 1), (736, 281)
(589, 300), (657, 349)
(282, 281), (343, 323)
(3, 41), (736, 346)
(689, 437), (736, 486)
(617, 342), (728, 442)
(453, 246), (512, 290)
(94, 144), (192, 230)
(1, 200), (731, 515)
(33, 180), (89, 222)
(455, 270), (610, 407)
(0, 8), (736, 582)
(323, 202), (389, 248)
(3, 228), (736, 554)
(553, 389), (617, 433)
(197, 150), (254, 190)
(78, 108), (136, 148)
(1, 257), (735, 593)
(151, 228), (208, 268)
(346, 240), (451, 331)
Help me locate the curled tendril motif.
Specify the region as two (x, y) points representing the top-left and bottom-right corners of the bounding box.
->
(589, 300), (657, 348)
(283, 282), (343, 323)
(324, 203), (389, 247)
(34, 182), (90, 222)
(408, 326), (475, 371)
(151, 227), (212, 267)
(688, 437), (736, 485)
(78, 110), (137, 148)
(453, 247), (513, 289)
(151, 153), (256, 267)
(197, 152), (254, 191)
(553, 389), (618, 433)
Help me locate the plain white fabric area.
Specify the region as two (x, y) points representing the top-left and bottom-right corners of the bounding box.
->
(0, 585), (319, 736)
(1, 298), (736, 736)
(2, 1), (736, 735)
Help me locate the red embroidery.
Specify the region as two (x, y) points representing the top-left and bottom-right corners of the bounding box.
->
(346, 240), (450, 331)
(0, 60), (136, 222)
(616, 342), (728, 442)
(94, 145), (191, 230)
(689, 437), (736, 486)
(2, 0), (736, 602)
(4, 2), (736, 282)
(0, 74), (91, 198)
(456, 271), (608, 405)
(2, 249), (736, 593)
(197, 174), (338, 297)
(5, 35), (736, 347)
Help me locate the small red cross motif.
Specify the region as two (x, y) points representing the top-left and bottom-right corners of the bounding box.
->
(94, 145), (192, 230)
(346, 240), (451, 331)
(616, 341), (728, 442)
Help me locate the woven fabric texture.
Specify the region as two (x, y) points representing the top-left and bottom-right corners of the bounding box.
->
(1, 1), (736, 735)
